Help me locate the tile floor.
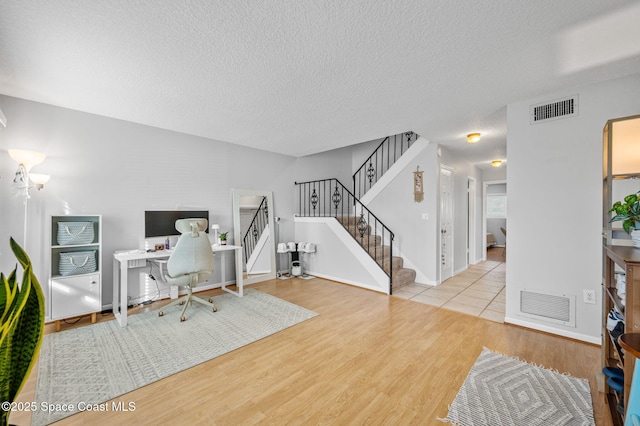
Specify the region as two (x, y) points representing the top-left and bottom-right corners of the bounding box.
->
(393, 254), (506, 323)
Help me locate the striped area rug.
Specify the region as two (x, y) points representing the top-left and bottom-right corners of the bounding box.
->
(32, 289), (317, 425)
(443, 348), (595, 426)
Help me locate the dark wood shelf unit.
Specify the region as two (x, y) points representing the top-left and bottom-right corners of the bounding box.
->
(606, 393), (625, 426)
(605, 286), (626, 319)
(603, 244), (640, 425)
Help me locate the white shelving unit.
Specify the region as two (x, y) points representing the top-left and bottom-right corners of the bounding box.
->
(50, 215), (102, 331)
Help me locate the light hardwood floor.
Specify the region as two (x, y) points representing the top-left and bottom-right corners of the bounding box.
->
(13, 276), (611, 425)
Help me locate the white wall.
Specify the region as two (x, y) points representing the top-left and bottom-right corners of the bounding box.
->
(363, 142), (439, 283)
(294, 217), (389, 293)
(0, 94), (374, 315)
(0, 95), (357, 317)
(359, 141), (483, 284)
(482, 165), (507, 181)
(506, 72), (640, 343)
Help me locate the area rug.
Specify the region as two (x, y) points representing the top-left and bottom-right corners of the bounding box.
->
(442, 348), (595, 426)
(32, 289), (317, 425)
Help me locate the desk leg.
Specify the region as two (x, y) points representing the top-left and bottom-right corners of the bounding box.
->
(113, 258), (128, 327)
(235, 248), (243, 297)
(221, 248), (244, 297)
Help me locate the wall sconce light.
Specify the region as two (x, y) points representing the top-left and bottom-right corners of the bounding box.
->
(491, 160), (503, 167)
(467, 133), (481, 144)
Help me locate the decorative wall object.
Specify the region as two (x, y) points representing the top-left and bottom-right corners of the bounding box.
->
(413, 167), (424, 202)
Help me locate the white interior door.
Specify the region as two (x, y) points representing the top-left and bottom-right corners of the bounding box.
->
(440, 166), (454, 281)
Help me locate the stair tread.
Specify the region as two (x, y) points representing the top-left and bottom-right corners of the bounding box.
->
(336, 215), (416, 291)
(392, 268), (417, 289)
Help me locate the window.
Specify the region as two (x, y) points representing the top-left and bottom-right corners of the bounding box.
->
(487, 194), (507, 219)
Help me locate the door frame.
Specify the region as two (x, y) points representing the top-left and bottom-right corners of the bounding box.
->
(467, 177), (477, 266)
(439, 164), (455, 282)
(482, 179), (507, 261)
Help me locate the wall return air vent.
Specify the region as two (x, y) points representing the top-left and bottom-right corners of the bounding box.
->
(519, 289), (576, 327)
(530, 95), (578, 124)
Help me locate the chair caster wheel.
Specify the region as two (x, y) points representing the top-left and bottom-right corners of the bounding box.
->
(158, 311), (164, 317)
(179, 301), (185, 305)
(212, 307), (217, 312)
(208, 298), (213, 303)
(180, 316), (186, 322)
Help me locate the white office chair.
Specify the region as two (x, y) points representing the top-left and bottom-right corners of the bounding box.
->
(158, 218), (217, 322)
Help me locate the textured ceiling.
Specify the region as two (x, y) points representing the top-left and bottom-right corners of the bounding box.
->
(1, 1), (640, 168)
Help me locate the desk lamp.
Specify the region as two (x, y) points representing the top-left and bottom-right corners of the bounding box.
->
(211, 223), (220, 245)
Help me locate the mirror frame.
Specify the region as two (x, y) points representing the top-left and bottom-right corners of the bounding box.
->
(232, 188), (276, 285)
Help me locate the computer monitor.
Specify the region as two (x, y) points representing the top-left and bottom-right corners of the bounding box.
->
(144, 210), (210, 238)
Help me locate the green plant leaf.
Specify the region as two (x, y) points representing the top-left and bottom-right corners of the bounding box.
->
(0, 271), (18, 337)
(624, 193), (638, 205)
(9, 237), (31, 269)
(7, 265), (44, 405)
(0, 238), (45, 424)
(0, 273), (10, 325)
(623, 219), (634, 234)
(609, 192), (640, 233)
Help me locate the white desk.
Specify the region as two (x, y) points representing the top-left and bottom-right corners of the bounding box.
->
(112, 244), (243, 327)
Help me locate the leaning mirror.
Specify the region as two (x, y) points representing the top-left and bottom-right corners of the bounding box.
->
(232, 189), (276, 285)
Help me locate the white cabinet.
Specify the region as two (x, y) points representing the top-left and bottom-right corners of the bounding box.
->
(50, 215), (102, 331)
(51, 273), (100, 319)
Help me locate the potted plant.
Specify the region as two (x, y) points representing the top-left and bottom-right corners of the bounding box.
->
(609, 191), (640, 247)
(219, 232), (228, 245)
(1, 238), (46, 426)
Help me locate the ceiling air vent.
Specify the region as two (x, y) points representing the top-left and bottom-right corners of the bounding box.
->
(530, 95), (578, 124)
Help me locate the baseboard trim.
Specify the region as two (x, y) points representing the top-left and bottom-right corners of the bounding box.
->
(453, 265), (468, 276)
(504, 316), (601, 345)
(305, 271), (389, 294)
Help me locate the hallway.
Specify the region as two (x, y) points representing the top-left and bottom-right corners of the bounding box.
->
(392, 247), (506, 322)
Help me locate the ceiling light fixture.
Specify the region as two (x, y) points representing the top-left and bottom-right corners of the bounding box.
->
(467, 133), (481, 143)
(491, 160), (503, 167)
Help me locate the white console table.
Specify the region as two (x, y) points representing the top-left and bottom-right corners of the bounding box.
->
(112, 244), (243, 327)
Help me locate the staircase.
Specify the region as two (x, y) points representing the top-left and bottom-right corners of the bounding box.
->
(335, 216), (417, 288)
(354, 131), (417, 199)
(295, 173), (418, 293)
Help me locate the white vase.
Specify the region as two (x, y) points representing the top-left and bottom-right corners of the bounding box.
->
(632, 229), (640, 248)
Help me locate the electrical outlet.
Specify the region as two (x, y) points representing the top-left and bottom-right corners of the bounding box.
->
(583, 289), (596, 304)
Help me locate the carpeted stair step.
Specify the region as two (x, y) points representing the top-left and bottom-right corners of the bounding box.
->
(335, 215), (417, 291)
(365, 244), (391, 260)
(347, 229), (381, 246)
(392, 268), (416, 289)
(336, 216), (363, 226)
(383, 256), (404, 274)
